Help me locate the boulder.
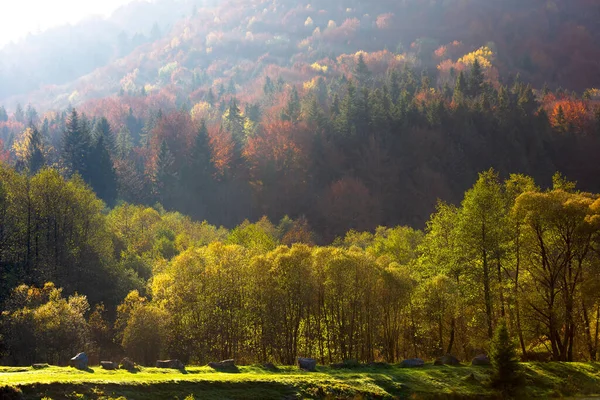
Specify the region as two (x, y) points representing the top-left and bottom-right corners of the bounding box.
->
(119, 358), (136, 371)
(471, 354), (491, 366)
(298, 357), (317, 372)
(69, 352), (89, 370)
(32, 363), (49, 369)
(156, 359), (185, 369)
(101, 361), (117, 370)
(400, 358), (425, 368)
(434, 354), (460, 366)
(208, 359), (237, 371)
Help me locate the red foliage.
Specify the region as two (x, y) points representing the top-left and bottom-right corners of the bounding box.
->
(149, 111), (196, 171)
(0, 139), (10, 164)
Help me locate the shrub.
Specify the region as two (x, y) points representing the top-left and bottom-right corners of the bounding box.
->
(489, 319), (521, 396)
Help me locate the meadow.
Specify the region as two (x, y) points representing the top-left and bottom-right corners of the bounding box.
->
(1, 362), (600, 399)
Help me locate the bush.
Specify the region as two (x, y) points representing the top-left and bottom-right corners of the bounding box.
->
(489, 319), (521, 396)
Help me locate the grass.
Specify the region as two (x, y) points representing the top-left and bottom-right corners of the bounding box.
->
(0, 362), (599, 399)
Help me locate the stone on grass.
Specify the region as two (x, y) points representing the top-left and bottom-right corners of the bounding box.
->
(434, 354), (460, 366)
(298, 357), (317, 372)
(69, 352), (89, 370)
(32, 363), (49, 369)
(119, 358), (136, 371)
(400, 358), (424, 368)
(331, 359), (360, 369)
(156, 359), (185, 369)
(101, 361), (117, 370)
(471, 354), (491, 366)
(208, 359), (237, 371)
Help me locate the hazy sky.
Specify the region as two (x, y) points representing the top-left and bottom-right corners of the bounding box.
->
(0, 0), (137, 47)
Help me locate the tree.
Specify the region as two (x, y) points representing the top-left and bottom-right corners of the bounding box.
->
(153, 140), (177, 206)
(20, 126), (45, 175)
(0, 105), (8, 122)
(62, 110), (91, 180)
(354, 53), (371, 87)
(489, 319), (521, 396)
(93, 117), (116, 155)
(88, 133), (118, 206)
(453, 71), (466, 104)
(468, 58), (484, 96)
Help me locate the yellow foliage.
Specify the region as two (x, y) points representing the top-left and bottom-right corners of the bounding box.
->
(303, 77), (319, 91)
(310, 62), (328, 73)
(190, 101), (212, 122)
(458, 46), (494, 68)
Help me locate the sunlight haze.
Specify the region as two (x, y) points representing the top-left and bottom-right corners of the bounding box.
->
(0, 0), (137, 47)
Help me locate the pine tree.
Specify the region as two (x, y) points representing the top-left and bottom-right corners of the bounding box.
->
(281, 86), (301, 123)
(88, 134), (118, 206)
(116, 126), (133, 159)
(62, 110), (91, 179)
(207, 88), (216, 106)
(453, 71), (466, 104)
(489, 319), (521, 396)
(23, 126), (45, 175)
(0, 105), (7, 122)
(354, 53), (371, 87)
(223, 98), (246, 147)
(14, 104), (25, 123)
(93, 117), (115, 155)
(183, 120), (216, 218)
(25, 104), (38, 124)
(153, 140), (177, 206)
(468, 58), (484, 96)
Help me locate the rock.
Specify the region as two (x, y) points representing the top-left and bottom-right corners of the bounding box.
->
(101, 361), (117, 370)
(32, 363), (49, 369)
(262, 362), (278, 371)
(434, 354), (460, 366)
(471, 354), (491, 366)
(298, 357), (317, 371)
(156, 359), (185, 369)
(69, 352), (89, 370)
(119, 358), (136, 371)
(208, 359), (237, 371)
(400, 358), (425, 368)
(463, 372), (478, 383)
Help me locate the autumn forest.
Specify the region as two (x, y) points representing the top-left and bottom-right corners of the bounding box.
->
(1, 0), (600, 371)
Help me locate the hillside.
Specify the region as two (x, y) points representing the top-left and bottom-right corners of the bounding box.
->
(2, 0), (600, 110)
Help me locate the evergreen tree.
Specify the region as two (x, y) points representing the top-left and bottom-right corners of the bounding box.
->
(354, 53), (372, 87)
(62, 110), (91, 180)
(223, 99), (246, 148)
(183, 120), (216, 218)
(14, 104), (25, 123)
(0, 105), (7, 122)
(490, 319), (521, 396)
(22, 126), (45, 175)
(25, 104), (38, 125)
(453, 71), (467, 104)
(153, 140), (177, 206)
(207, 88), (216, 106)
(116, 126), (133, 159)
(281, 87), (301, 123)
(88, 134), (118, 206)
(468, 59), (484, 96)
(93, 117), (116, 155)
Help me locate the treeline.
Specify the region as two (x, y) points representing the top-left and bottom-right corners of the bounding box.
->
(1, 165), (599, 365)
(2, 58), (600, 239)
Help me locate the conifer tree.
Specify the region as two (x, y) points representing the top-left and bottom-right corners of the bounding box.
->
(14, 104), (25, 123)
(453, 71), (466, 104)
(93, 117), (116, 155)
(0, 105), (7, 122)
(468, 58), (484, 96)
(62, 110), (91, 179)
(153, 140), (177, 206)
(22, 126), (45, 175)
(354, 53), (372, 87)
(490, 319), (521, 396)
(88, 134), (118, 206)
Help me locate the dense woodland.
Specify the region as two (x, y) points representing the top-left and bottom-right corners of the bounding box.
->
(1, 0), (600, 368)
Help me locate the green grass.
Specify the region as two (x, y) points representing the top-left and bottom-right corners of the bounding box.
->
(0, 362), (599, 399)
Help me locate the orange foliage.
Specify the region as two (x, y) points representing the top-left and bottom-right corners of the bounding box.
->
(376, 13), (394, 30)
(549, 99), (592, 134)
(0, 138), (10, 163)
(149, 111), (196, 171)
(208, 124), (234, 176)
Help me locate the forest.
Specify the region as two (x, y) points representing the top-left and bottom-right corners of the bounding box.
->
(1, 0), (600, 372)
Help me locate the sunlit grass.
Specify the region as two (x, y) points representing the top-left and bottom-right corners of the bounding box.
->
(1, 362), (599, 399)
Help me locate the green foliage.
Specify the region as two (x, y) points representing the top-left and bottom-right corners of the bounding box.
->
(490, 320), (521, 395)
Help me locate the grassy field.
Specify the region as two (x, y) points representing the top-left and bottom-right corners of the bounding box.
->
(0, 362), (599, 399)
